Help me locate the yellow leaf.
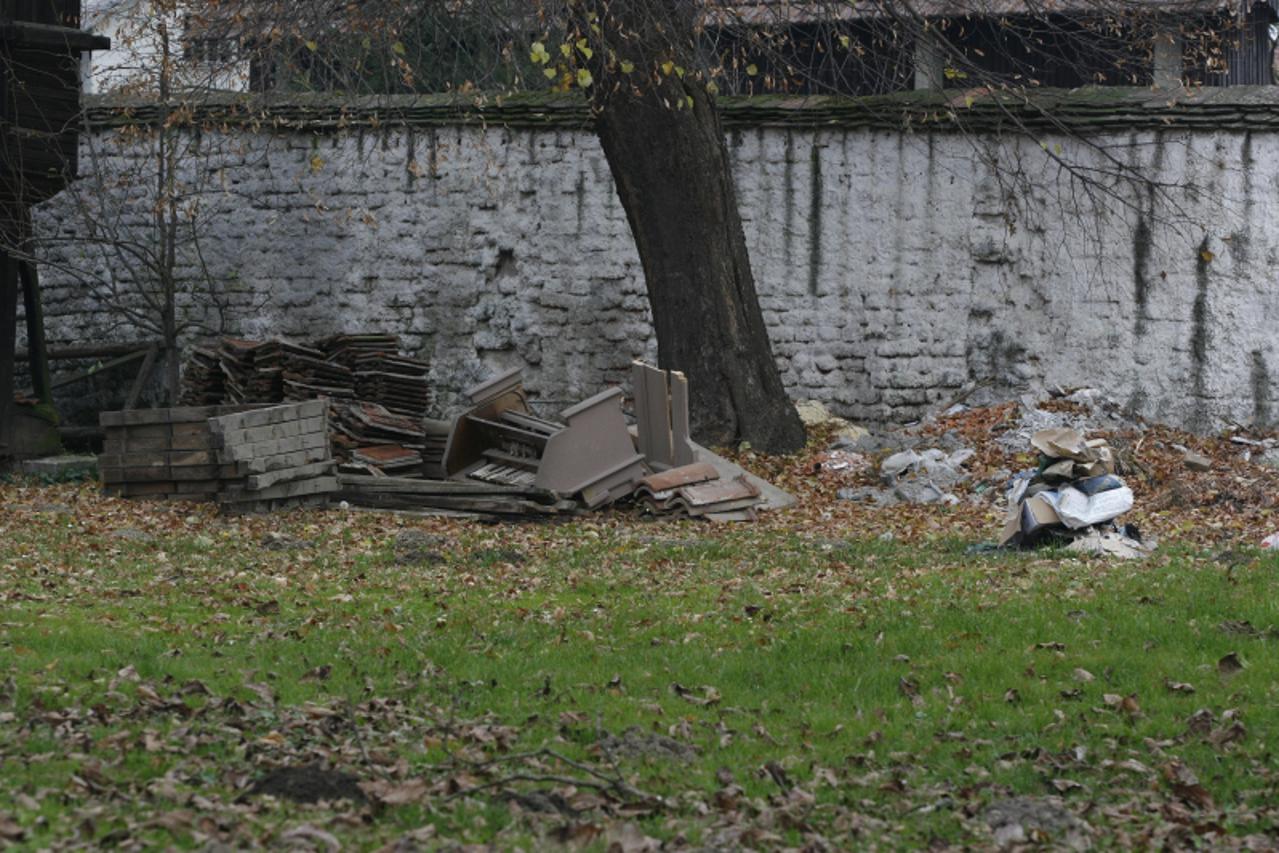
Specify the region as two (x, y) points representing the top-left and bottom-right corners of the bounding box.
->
(620, 60), (634, 74)
(560, 43), (572, 58)
(391, 41), (406, 56)
(543, 67), (558, 79)
(746, 63), (758, 76)
(304, 40), (318, 52)
(706, 81), (719, 95)
(576, 38), (593, 60)
(661, 60), (674, 76)
(839, 35), (851, 48)
(1200, 249), (1215, 263)
(309, 153), (324, 173)
(576, 68), (593, 88)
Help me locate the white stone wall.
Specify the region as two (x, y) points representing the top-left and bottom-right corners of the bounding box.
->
(28, 119), (1279, 431)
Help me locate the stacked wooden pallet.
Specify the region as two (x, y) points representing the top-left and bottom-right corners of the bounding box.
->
(208, 401), (338, 514)
(99, 405), (261, 499)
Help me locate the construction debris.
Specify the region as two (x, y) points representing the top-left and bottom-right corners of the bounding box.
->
(207, 401), (338, 514)
(442, 368), (649, 509)
(633, 361), (695, 470)
(335, 474), (577, 519)
(1000, 427), (1150, 558)
(634, 463), (763, 521)
(116, 356), (789, 523)
(100, 405), (262, 500)
(180, 335), (431, 476)
(839, 446), (973, 506)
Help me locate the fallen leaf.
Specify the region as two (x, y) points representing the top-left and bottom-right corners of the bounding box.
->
(670, 683), (721, 706)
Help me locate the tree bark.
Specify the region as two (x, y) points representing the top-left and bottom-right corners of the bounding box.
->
(579, 1), (807, 454)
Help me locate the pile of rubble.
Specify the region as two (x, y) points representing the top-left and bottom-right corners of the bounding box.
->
(108, 355), (791, 521)
(1000, 427), (1150, 558)
(101, 401), (336, 514)
(180, 336), (433, 475)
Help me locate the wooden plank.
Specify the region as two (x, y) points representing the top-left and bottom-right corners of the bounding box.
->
(99, 465), (173, 483)
(170, 464), (239, 482)
(169, 433), (217, 451)
(98, 450), (217, 468)
(16, 341), (162, 361)
(246, 460), (337, 491)
(106, 423), (171, 440)
(103, 481), (177, 498)
(631, 362), (651, 462)
(171, 421), (211, 437)
(236, 445), (331, 474)
(670, 371), (694, 467)
(219, 431), (329, 463)
(0, 253), (17, 454)
(49, 349), (150, 391)
(643, 363), (673, 467)
(124, 345), (159, 410)
(220, 475), (338, 503)
(212, 417), (327, 449)
(19, 261), (52, 407)
(174, 479), (224, 495)
(208, 400), (327, 434)
(101, 406), (231, 427)
(337, 474), (551, 497)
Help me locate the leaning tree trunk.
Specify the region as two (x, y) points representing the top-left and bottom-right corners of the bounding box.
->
(579, 1), (807, 454)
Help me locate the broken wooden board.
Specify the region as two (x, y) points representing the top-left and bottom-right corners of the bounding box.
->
(632, 362), (696, 471)
(535, 387), (648, 509)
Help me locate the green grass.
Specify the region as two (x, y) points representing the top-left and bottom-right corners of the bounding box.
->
(1, 488), (1278, 849)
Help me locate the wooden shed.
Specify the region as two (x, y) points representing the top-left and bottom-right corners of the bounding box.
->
(1, 0), (108, 461)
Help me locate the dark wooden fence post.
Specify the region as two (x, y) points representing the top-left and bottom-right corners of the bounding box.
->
(19, 260), (52, 407)
(0, 251), (17, 454)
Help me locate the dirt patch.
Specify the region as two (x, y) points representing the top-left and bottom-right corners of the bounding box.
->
(249, 765), (366, 804)
(984, 796), (1091, 850)
(474, 547), (527, 565)
(393, 530), (447, 566)
(261, 532), (310, 551)
(598, 727), (698, 763)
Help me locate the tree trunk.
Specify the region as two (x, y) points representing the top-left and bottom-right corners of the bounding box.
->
(579, 1), (806, 454)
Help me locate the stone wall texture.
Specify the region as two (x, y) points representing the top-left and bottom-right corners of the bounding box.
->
(27, 104), (1279, 431)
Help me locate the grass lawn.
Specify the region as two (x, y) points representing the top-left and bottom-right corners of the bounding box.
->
(1, 477), (1278, 850)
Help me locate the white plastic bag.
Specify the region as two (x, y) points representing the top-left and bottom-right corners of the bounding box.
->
(1054, 486), (1133, 530)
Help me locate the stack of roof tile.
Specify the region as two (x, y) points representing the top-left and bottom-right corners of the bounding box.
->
(177, 348), (224, 405)
(632, 462), (764, 522)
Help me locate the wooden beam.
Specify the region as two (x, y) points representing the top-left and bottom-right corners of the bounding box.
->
(15, 341), (161, 361)
(19, 260), (52, 406)
(0, 251), (16, 455)
(124, 345), (159, 410)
